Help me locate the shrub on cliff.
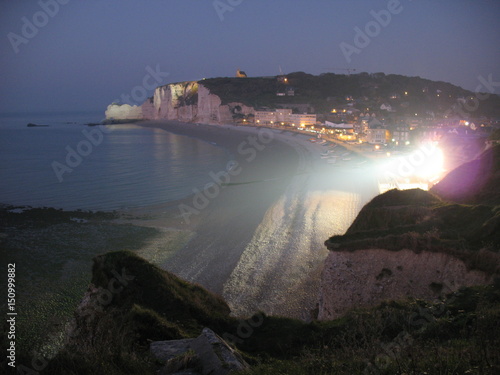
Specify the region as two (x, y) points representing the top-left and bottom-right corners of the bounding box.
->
(324, 188), (500, 275)
(45, 250), (233, 374)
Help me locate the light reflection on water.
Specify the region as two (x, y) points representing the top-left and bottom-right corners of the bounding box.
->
(223, 159), (379, 319)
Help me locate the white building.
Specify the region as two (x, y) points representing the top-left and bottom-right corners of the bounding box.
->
(290, 113), (317, 127)
(255, 108), (293, 125)
(367, 128), (388, 144)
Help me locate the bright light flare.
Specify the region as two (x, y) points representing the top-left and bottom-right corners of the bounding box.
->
(415, 145), (444, 179)
(376, 143), (445, 192)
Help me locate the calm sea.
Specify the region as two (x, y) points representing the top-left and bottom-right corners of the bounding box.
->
(0, 111), (230, 211)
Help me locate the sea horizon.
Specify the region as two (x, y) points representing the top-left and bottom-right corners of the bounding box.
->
(0, 111), (231, 211)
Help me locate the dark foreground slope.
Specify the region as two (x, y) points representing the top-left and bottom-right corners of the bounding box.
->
(19, 251), (500, 375)
(431, 144), (500, 205)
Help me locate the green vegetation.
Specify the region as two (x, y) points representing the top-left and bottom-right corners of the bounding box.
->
(242, 284), (500, 374)
(325, 188), (500, 275)
(200, 76), (279, 108)
(326, 144), (500, 275)
(199, 72), (500, 117)
(19, 251), (499, 374)
(38, 250), (234, 374)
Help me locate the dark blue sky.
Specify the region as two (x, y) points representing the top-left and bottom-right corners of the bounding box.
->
(1, 0), (499, 113)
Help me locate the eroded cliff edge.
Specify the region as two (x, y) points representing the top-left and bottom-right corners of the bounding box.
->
(106, 81), (254, 124)
(319, 146), (500, 320)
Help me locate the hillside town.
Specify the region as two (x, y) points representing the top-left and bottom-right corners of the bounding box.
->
(241, 72), (500, 150)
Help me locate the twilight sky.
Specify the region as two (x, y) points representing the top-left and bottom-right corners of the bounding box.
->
(0, 0), (499, 114)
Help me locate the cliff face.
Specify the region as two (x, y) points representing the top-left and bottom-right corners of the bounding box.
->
(106, 81), (254, 124)
(318, 248), (491, 320)
(319, 188), (500, 320)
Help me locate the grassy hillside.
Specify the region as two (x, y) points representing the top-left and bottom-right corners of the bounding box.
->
(28, 250), (234, 374)
(19, 251), (499, 374)
(325, 188), (500, 276)
(200, 72), (500, 117)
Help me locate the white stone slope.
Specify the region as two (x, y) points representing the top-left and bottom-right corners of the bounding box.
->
(318, 248), (492, 320)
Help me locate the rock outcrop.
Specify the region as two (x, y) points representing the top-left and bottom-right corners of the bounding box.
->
(150, 328), (249, 375)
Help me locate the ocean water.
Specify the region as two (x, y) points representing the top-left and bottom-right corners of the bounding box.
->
(0, 112), (230, 211)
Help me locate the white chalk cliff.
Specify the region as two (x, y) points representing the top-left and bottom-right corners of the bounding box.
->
(105, 104), (143, 120)
(106, 81), (254, 124)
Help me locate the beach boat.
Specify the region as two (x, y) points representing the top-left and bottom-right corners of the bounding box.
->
(327, 157), (338, 164)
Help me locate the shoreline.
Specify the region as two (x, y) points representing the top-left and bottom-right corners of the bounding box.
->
(121, 120), (380, 319)
(3, 119), (380, 331)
